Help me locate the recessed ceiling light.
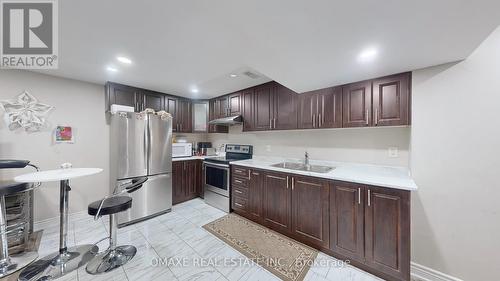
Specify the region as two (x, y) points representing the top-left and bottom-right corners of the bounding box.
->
(117, 56), (132, 64)
(357, 47), (378, 63)
(191, 87), (199, 94)
(106, 66), (118, 72)
(230, 74), (238, 78)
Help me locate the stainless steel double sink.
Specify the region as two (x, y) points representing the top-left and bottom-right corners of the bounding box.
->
(270, 162), (335, 173)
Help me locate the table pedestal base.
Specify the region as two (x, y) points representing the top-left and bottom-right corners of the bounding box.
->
(18, 244), (97, 281)
(0, 251), (38, 278)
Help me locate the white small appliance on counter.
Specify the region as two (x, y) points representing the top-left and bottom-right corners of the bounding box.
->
(172, 143), (192, 158)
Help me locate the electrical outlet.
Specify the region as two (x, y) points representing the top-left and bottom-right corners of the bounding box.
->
(266, 145), (272, 152)
(388, 147), (399, 158)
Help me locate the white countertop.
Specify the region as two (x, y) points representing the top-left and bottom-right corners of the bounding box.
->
(172, 155), (219, 161)
(229, 156), (417, 191)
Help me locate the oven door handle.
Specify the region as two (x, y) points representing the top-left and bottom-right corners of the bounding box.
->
(203, 162), (230, 169)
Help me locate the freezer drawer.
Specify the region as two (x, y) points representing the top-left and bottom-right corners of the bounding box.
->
(116, 173), (172, 227)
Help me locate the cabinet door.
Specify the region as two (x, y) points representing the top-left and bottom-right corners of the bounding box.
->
(248, 170), (264, 223)
(365, 186), (410, 281)
(342, 81), (372, 127)
(330, 181), (365, 262)
(372, 72), (410, 126)
(298, 92), (317, 129)
(185, 160), (198, 200)
(291, 176), (329, 248)
(253, 83), (273, 131)
(165, 97), (178, 132)
(177, 99), (192, 133)
(143, 91), (164, 112)
(242, 89), (255, 131)
(172, 161), (184, 205)
(106, 83), (141, 112)
(197, 160), (204, 198)
(263, 171), (292, 233)
(318, 87), (342, 128)
(208, 99), (229, 133)
(228, 92), (242, 116)
(217, 96), (229, 118)
(272, 83), (297, 130)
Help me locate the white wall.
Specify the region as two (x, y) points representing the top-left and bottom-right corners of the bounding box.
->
(209, 126), (410, 166)
(0, 70), (109, 222)
(411, 27), (500, 281)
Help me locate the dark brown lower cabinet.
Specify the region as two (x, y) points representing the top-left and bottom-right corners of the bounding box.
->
(330, 181), (365, 262)
(263, 172), (292, 234)
(365, 185), (410, 281)
(291, 175), (329, 248)
(230, 165), (411, 281)
(173, 160), (203, 205)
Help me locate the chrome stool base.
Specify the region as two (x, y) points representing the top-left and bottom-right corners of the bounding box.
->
(18, 244), (97, 281)
(0, 251), (38, 278)
(86, 245), (136, 274)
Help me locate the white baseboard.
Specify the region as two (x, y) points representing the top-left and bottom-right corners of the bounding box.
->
(411, 262), (463, 281)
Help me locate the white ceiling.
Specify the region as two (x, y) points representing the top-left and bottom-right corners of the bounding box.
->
(37, 0), (500, 98)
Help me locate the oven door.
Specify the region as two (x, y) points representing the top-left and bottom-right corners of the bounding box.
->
(204, 162), (230, 197)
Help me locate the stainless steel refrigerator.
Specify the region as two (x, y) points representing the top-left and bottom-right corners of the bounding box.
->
(110, 112), (172, 227)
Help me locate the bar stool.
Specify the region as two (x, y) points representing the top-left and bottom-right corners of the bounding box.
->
(0, 160), (39, 278)
(85, 176), (147, 274)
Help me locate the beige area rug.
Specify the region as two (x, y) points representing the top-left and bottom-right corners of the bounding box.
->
(203, 214), (318, 281)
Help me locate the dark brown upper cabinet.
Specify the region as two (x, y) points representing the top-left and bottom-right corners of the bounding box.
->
(242, 89), (255, 131)
(372, 73), (411, 126)
(299, 87), (342, 129)
(142, 91), (164, 112)
(342, 80), (372, 127)
(253, 82), (274, 131)
(208, 99), (229, 133)
(228, 92), (242, 116)
(165, 96), (192, 133)
(273, 83), (298, 130)
(105, 82), (138, 111)
(244, 82), (298, 131)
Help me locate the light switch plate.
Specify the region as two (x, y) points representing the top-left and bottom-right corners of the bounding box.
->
(388, 147), (399, 158)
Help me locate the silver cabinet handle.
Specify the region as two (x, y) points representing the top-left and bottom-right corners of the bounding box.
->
(286, 176), (289, 189)
(318, 114), (322, 128)
(269, 119), (272, 129)
(273, 118), (276, 129)
(358, 188), (361, 205)
(235, 190), (243, 194)
(291, 177), (294, 190)
(375, 108), (378, 126)
(368, 189), (371, 206)
(235, 180), (243, 184)
(366, 109), (369, 125)
(252, 172), (259, 175)
(248, 170), (251, 180)
(235, 203), (243, 207)
(313, 114), (316, 128)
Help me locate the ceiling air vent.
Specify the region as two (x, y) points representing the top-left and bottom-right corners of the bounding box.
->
(243, 71), (260, 79)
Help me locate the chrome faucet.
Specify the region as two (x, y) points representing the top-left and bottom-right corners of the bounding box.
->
(304, 151), (311, 170)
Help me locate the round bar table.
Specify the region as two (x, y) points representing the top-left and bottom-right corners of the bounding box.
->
(14, 166), (102, 281)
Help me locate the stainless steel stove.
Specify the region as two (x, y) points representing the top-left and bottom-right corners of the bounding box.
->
(203, 144), (253, 212)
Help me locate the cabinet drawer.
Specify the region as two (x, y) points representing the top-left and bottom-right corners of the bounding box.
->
(232, 176), (249, 188)
(233, 166), (250, 178)
(232, 195), (248, 211)
(232, 185), (248, 198)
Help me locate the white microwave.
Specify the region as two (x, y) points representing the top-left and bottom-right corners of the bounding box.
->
(172, 143), (192, 158)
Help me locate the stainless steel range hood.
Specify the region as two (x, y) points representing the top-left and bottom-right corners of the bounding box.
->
(208, 115), (243, 125)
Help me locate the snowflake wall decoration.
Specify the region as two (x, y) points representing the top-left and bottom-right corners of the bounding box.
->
(0, 91), (54, 132)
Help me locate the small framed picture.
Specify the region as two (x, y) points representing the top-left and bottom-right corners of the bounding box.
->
(54, 126), (74, 143)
